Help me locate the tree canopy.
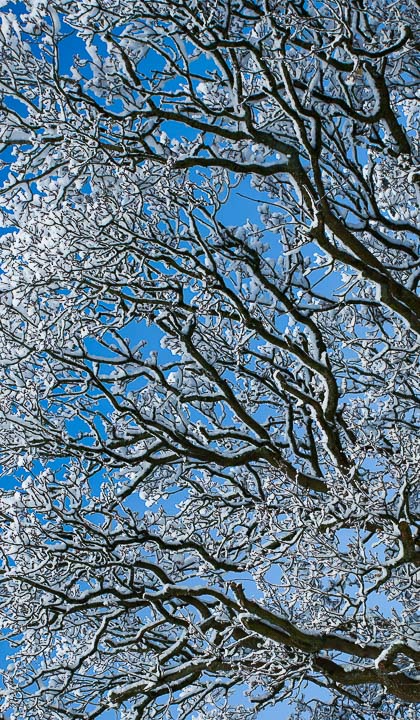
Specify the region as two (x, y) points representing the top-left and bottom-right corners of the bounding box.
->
(0, 1), (419, 718)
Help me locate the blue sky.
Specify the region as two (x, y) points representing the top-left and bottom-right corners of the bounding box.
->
(0, 3), (409, 719)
